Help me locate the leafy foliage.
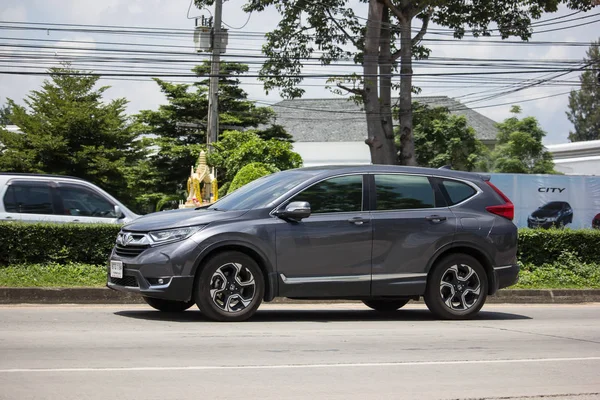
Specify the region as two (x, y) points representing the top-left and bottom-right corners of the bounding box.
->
(0, 66), (146, 206)
(491, 106), (556, 174)
(135, 61), (293, 208)
(228, 162), (279, 194)
(195, 0), (597, 166)
(0, 103), (11, 126)
(411, 103), (488, 171)
(208, 130), (302, 185)
(567, 39), (600, 142)
(515, 251), (600, 289)
(518, 228), (600, 265)
(0, 222), (120, 266)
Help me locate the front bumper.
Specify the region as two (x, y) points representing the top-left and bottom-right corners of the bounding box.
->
(106, 238), (200, 302)
(490, 264), (520, 294)
(527, 219), (560, 229)
(107, 274), (195, 302)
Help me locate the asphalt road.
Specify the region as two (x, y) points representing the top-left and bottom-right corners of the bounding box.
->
(1, 303), (599, 400)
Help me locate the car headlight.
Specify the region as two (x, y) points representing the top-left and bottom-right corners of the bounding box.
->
(149, 226), (204, 245)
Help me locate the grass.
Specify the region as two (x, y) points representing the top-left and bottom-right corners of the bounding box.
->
(0, 250), (599, 289)
(0, 263), (106, 287)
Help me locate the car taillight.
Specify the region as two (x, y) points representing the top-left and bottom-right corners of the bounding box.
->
(485, 181), (514, 221)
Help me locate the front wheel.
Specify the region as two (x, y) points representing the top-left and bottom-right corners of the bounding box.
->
(142, 296), (195, 312)
(424, 254), (488, 320)
(195, 251), (264, 322)
(363, 299), (410, 312)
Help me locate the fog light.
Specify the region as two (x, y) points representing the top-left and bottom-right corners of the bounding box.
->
(158, 278), (164, 284)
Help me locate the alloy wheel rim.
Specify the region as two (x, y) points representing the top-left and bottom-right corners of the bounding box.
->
(439, 264), (481, 311)
(209, 263), (256, 313)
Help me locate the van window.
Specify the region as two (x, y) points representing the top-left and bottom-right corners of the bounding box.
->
(3, 182), (55, 214)
(57, 185), (116, 218)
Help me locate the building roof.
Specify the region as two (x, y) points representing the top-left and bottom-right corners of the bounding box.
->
(271, 96), (499, 143)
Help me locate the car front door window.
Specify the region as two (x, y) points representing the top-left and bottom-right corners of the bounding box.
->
(58, 186), (116, 219)
(289, 175), (363, 213)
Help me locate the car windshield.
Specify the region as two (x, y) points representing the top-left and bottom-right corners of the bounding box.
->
(541, 202), (564, 210)
(208, 170), (313, 211)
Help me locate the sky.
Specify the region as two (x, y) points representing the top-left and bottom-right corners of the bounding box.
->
(0, 0), (598, 145)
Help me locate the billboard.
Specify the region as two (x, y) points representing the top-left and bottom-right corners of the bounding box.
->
(488, 174), (600, 230)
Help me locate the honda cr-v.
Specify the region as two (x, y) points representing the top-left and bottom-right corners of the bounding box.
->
(108, 166), (519, 321)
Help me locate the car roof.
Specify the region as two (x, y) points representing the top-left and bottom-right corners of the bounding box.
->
(0, 172), (83, 180)
(291, 165), (489, 182)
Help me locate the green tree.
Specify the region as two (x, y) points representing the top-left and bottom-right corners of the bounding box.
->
(491, 106), (556, 174)
(0, 66), (145, 205)
(228, 162), (279, 194)
(136, 61), (293, 201)
(567, 39), (600, 142)
(208, 130), (302, 193)
(0, 103), (11, 126)
(412, 103), (488, 171)
(196, 0), (596, 166)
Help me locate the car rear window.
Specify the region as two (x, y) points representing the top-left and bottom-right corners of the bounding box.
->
(374, 174), (435, 210)
(441, 180), (477, 206)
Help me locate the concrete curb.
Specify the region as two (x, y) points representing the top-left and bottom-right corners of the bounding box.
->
(1, 287), (600, 305)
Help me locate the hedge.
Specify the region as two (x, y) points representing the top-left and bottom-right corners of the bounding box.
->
(518, 228), (600, 265)
(0, 222), (120, 266)
(1, 222), (599, 267)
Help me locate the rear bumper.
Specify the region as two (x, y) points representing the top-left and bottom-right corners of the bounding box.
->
(490, 264), (519, 294)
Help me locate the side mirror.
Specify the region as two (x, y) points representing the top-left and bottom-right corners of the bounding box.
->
(114, 205), (125, 219)
(275, 201), (311, 221)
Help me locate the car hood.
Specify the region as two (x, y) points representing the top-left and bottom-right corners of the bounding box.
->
(122, 208), (248, 232)
(530, 208), (560, 218)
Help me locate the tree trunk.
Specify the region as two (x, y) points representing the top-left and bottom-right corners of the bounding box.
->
(363, 0), (387, 164)
(398, 14), (417, 166)
(378, 7), (398, 164)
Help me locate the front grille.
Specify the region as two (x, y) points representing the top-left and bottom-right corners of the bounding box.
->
(110, 275), (139, 287)
(115, 244), (149, 258)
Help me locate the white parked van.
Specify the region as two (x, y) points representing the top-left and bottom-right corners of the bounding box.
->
(0, 173), (138, 224)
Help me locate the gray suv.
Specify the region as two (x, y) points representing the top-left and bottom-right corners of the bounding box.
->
(108, 166), (519, 321)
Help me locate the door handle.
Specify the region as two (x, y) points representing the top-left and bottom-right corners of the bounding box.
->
(348, 217), (369, 226)
(425, 215), (447, 223)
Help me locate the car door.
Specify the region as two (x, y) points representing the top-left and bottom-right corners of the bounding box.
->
(275, 174), (372, 298)
(55, 183), (121, 224)
(1, 180), (71, 223)
(370, 174), (457, 296)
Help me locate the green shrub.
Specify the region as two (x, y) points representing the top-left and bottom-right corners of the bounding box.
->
(0, 263), (106, 287)
(515, 251), (600, 289)
(518, 228), (600, 265)
(0, 222), (120, 266)
(227, 162), (279, 194)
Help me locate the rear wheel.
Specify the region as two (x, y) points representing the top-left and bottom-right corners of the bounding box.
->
(195, 251), (264, 322)
(424, 254), (488, 320)
(142, 296), (195, 312)
(362, 299), (410, 312)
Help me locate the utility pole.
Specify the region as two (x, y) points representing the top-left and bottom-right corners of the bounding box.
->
(206, 0), (223, 152)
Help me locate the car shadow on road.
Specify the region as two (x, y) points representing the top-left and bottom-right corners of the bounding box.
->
(114, 308), (531, 323)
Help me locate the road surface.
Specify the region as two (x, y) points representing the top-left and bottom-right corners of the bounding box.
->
(1, 303), (599, 399)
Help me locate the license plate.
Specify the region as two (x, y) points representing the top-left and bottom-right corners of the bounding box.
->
(110, 260), (123, 278)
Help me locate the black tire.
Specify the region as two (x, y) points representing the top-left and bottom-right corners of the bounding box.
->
(195, 251), (264, 322)
(142, 296), (195, 312)
(424, 254), (488, 320)
(363, 299), (410, 312)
